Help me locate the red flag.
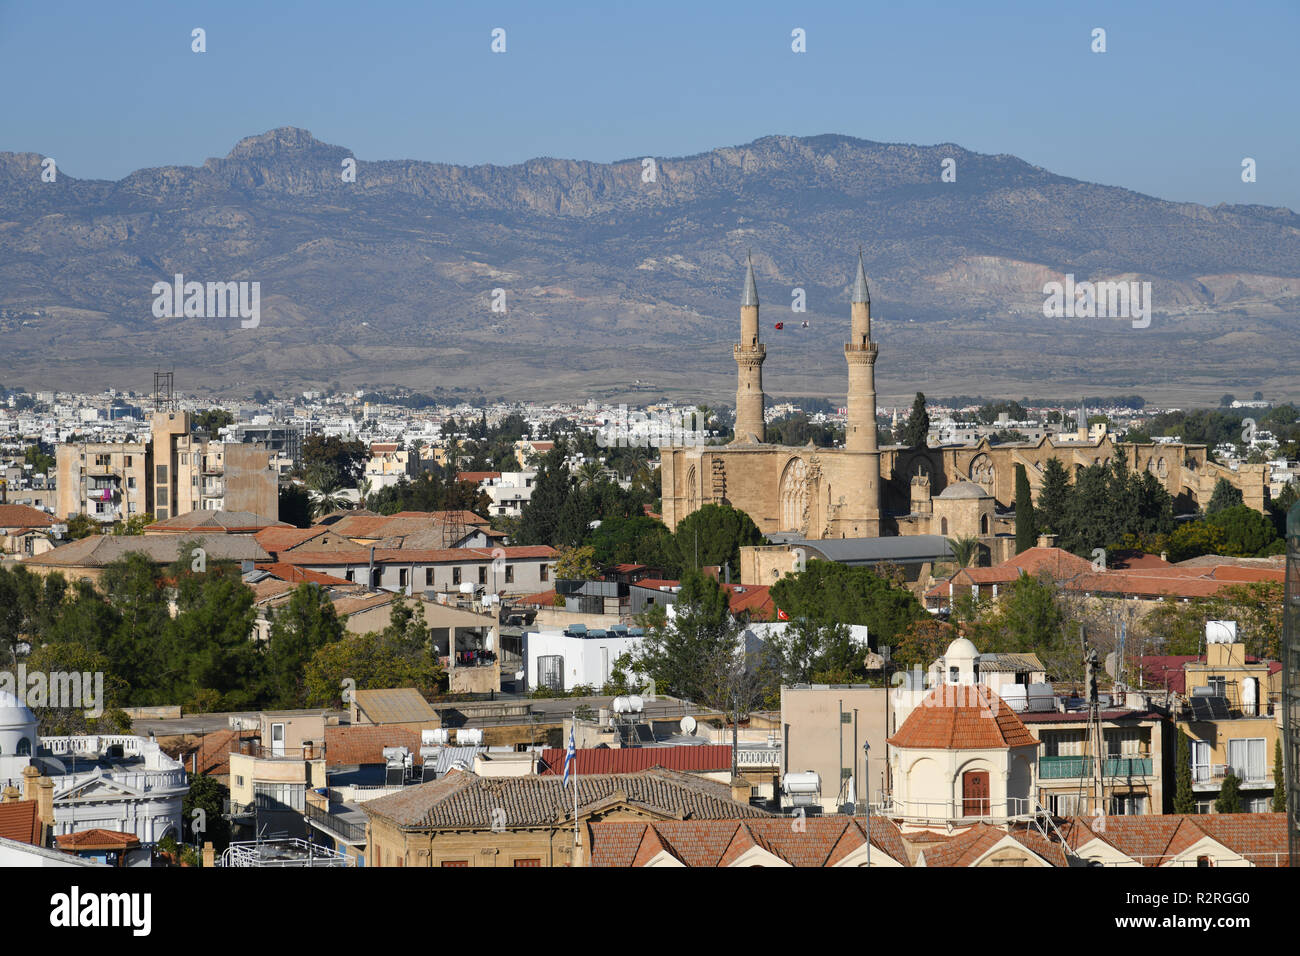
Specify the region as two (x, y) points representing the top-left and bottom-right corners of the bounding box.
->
(773, 322), (784, 330)
(777, 608), (789, 621)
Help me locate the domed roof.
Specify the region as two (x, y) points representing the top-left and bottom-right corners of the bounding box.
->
(0, 690), (37, 731)
(944, 637), (979, 660)
(937, 481), (991, 500)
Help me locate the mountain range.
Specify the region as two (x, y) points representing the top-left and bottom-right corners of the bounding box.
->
(2, 127), (1298, 405)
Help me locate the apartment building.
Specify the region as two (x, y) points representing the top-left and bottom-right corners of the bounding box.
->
(55, 410), (277, 523)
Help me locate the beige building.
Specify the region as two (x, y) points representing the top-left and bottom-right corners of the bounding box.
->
(780, 684), (889, 812)
(362, 767), (767, 868)
(55, 410), (278, 525)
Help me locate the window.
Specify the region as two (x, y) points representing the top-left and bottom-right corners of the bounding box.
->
(1109, 793), (1146, 816)
(127, 477), (136, 489)
(399, 568), (409, 589)
(155, 464), (168, 484)
(156, 487), (168, 507)
(1208, 675), (1226, 696)
(16, 737), (30, 756)
(1196, 856), (1213, 868)
(1226, 737), (1266, 783)
(125, 456), (132, 467)
(1190, 739), (1211, 782)
(478, 567), (486, 585)
(235, 775), (244, 787)
(441, 860), (468, 867)
(453, 567), (462, 585)
(540, 563), (549, 582)
(513, 859), (541, 867)
(253, 782), (304, 810)
(505, 565), (515, 583)
(425, 568), (434, 587)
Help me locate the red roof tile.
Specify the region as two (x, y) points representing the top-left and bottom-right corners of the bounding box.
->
(888, 685), (1039, 750)
(0, 801), (42, 845)
(0, 504), (55, 529)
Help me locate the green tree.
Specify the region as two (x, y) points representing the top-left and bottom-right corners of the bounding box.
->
(948, 535), (980, 569)
(22, 642), (132, 736)
(554, 545), (601, 581)
(1035, 457), (1071, 537)
(278, 483), (313, 528)
(301, 434), (367, 486)
(1274, 738), (1286, 813)
(628, 571), (744, 709)
(669, 503), (765, 578)
(900, 392), (930, 448)
(111, 512), (155, 536)
(192, 408), (235, 435)
(768, 561), (924, 645)
(1014, 464), (1037, 554)
(264, 584), (347, 707)
(1206, 478), (1244, 515)
(1215, 771), (1243, 813)
(514, 448), (572, 546)
(65, 514), (99, 540)
(967, 573), (1065, 656)
(890, 618), (957, 668)
(1206, 505), (1279, 556)
(183, 773), (231, 853)
(588, 515), (677, 573)
(1174, 733), (1195, 813)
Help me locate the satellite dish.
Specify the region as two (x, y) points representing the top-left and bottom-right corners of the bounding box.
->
(680, 715), (697, 736)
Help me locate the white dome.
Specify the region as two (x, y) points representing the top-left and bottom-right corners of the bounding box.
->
(0, 690), (37, 731)
(944, 637), (979, 661)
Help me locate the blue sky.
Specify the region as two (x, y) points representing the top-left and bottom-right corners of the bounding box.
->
(2, 0), (1296, 209)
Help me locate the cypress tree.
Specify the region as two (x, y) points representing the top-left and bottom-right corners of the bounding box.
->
(901, 392), (930, 448)
(1273, 738), (1286, 812)
(1036, 457), (1071, 540)
(1215, 771), (1243, 814)
(1174, 733), (1196, 814)
(1014, 463), (1037, 554)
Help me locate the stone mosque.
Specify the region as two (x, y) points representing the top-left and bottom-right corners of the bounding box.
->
(659, 256), (1269, 548)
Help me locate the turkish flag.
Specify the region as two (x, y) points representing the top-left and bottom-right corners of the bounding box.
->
(774, 322), (784, 330)
(777, 608), (789, 621)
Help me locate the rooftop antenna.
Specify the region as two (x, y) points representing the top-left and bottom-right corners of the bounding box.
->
(153, 370), (175, 412)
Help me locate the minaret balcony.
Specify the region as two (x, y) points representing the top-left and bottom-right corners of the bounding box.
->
(733, 344), (767, 363)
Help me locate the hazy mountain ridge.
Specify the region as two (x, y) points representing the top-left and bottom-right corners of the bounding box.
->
(0, 127), (1297, 399)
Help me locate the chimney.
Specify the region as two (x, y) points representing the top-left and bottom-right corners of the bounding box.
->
(303, 741), (314, 760)
(1037, 534), (1058, 549)
(1160, 551), (1168, 563)
(202, 841), (215, 868)
(1, 785), (19, 804)
(22, 766), (54, 839)
(730, 776), (752, 805)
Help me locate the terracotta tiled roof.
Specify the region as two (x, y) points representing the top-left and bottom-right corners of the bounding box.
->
(516, 589), (558, 606)
(162, 728), (251, 777)
(456, 471), (502, 483)
(1071, 812), (1290, 867)
(888, 685), (1039, 750)
(56, 829), (141, 849)
(537, 746), (734, 776)
(0, 504), (55, 529)
(0, 801), (42, 845)
(588, 816), (909, 867)
(917, 823), (1066, 867)
(146, 510), (287, 532)
(254, 525), (330, 554)
(325, 725), (427, 767)
(253, 562), (354, 588)
(23, 534), (269, 567)
(363, 767), (768, 830)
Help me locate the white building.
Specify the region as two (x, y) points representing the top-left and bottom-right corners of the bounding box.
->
(0, 693), (187, 845)
(480, 471), (537, 518)
(523, 625), (644, 692)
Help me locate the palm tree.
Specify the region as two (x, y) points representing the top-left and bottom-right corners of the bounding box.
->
(574, 460), (605, 490)
(948, 535), (981, 569)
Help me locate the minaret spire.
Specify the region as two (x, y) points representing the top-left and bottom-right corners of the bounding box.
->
(845, 251), (878, 453)
(733, 253), (766, 443)
(851, 248), (870, 304)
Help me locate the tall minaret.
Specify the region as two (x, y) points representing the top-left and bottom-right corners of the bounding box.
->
(733, 254), (766, 443)
(845, 251), (879, 453)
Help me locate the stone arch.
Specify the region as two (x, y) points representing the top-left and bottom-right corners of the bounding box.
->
(779, 457), (809, 532)
(940, 517), (948, 535)
(969, 454), (995, 490)
(686, 464), (698, 513)
(980, 514), (989, 534)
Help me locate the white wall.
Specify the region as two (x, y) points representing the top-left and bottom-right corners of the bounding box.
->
(523, 631), (643, 692)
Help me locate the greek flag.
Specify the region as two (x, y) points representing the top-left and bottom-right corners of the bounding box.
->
(562, 726), (576, 788)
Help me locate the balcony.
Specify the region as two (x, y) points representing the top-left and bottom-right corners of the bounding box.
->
(1039, 755), (1153, 779)
(305, 801), (367, 845)
(1192, 763), (1269, 790)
